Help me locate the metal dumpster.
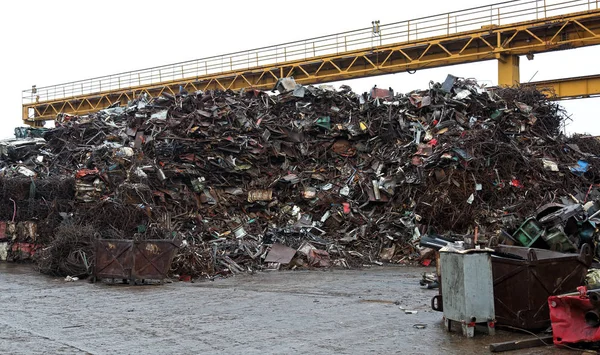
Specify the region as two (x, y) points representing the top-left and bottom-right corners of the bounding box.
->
(440, 250), (495, 337)
(492, 244), (592, 330)
(93, 238), (181, 284)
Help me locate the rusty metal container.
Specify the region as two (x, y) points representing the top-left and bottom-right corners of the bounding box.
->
(492, 244), (592, 330)
(93, 238), (181, 284)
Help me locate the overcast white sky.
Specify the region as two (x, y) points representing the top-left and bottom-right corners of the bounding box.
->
(1, 0), (599, 138)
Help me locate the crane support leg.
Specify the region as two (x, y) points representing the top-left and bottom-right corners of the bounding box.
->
(498, 55), (520, 87)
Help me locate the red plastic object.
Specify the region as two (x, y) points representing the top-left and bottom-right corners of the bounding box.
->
(548, 294), (600, 345)
(342, 203), (351, 214)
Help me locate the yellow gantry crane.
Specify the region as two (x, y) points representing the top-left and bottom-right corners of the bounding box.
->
(21, 0), (600, 126)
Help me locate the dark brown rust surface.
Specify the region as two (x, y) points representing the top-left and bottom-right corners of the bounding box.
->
(492, 244), (592, 330)
(94, 239), (133, 280)
(94, 239), (180, 282)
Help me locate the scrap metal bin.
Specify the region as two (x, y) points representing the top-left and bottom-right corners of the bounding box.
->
(93, 238), (181, 284)
(492, 244), (592, 330)
(440, 250), (495, 337)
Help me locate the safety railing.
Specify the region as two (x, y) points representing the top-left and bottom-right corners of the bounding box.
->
(22, 0), (600, 104)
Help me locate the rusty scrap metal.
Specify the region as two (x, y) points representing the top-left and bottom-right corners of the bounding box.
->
(1, 75), (600, 278)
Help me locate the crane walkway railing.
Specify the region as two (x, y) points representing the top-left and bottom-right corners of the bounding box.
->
(22, 0), (600, 104)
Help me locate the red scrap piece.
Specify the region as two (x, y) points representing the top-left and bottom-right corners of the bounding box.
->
(11, 243), (38, 259)
(370, 87), (393, 99)
(307, 249), (331, 267)
(510, 179), (523, 188)
(331, 139), (357, 157)
(549, 294), (600, 346)
(342, 203), (351, 214)
(179, 153), (197, 162)
(75, 168), (99, 179)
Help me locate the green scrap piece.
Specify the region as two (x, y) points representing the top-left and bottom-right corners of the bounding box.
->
(491, 110), (502, 120)
(316, 116), (331, 130)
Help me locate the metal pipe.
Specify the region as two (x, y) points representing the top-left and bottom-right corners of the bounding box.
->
(559, 288), (600, 297)
(419, 235), (452, 250)
(590, 291), (600, 307)
(586, 310), (600, 326)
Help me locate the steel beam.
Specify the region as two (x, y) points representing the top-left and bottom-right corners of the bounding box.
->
(527, 74), (600, 100)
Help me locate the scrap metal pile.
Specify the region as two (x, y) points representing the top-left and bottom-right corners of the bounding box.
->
(1, 75), (600, 278)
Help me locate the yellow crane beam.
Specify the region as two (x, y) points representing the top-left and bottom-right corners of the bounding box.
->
(22, 0), (600, 125)
(527, 74), (600, 99)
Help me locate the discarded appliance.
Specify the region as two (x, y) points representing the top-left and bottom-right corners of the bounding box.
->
(510, 202), (596, 253)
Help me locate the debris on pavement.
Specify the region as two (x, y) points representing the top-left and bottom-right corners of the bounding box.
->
(419, 272), (439, 289)
(489, 335), (554, 352)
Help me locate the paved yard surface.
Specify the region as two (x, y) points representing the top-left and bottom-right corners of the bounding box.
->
(0, 263), (567, 354)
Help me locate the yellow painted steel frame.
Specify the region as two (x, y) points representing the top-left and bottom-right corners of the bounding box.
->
(526, 74), (600, 99)
(22, 6), (600, 125)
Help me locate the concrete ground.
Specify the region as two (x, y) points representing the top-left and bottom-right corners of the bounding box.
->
(0, 263), (569, 354)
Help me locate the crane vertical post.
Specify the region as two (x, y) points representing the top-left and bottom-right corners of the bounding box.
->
(22, 106), (29, 124)
(498, 54), (520, 86)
